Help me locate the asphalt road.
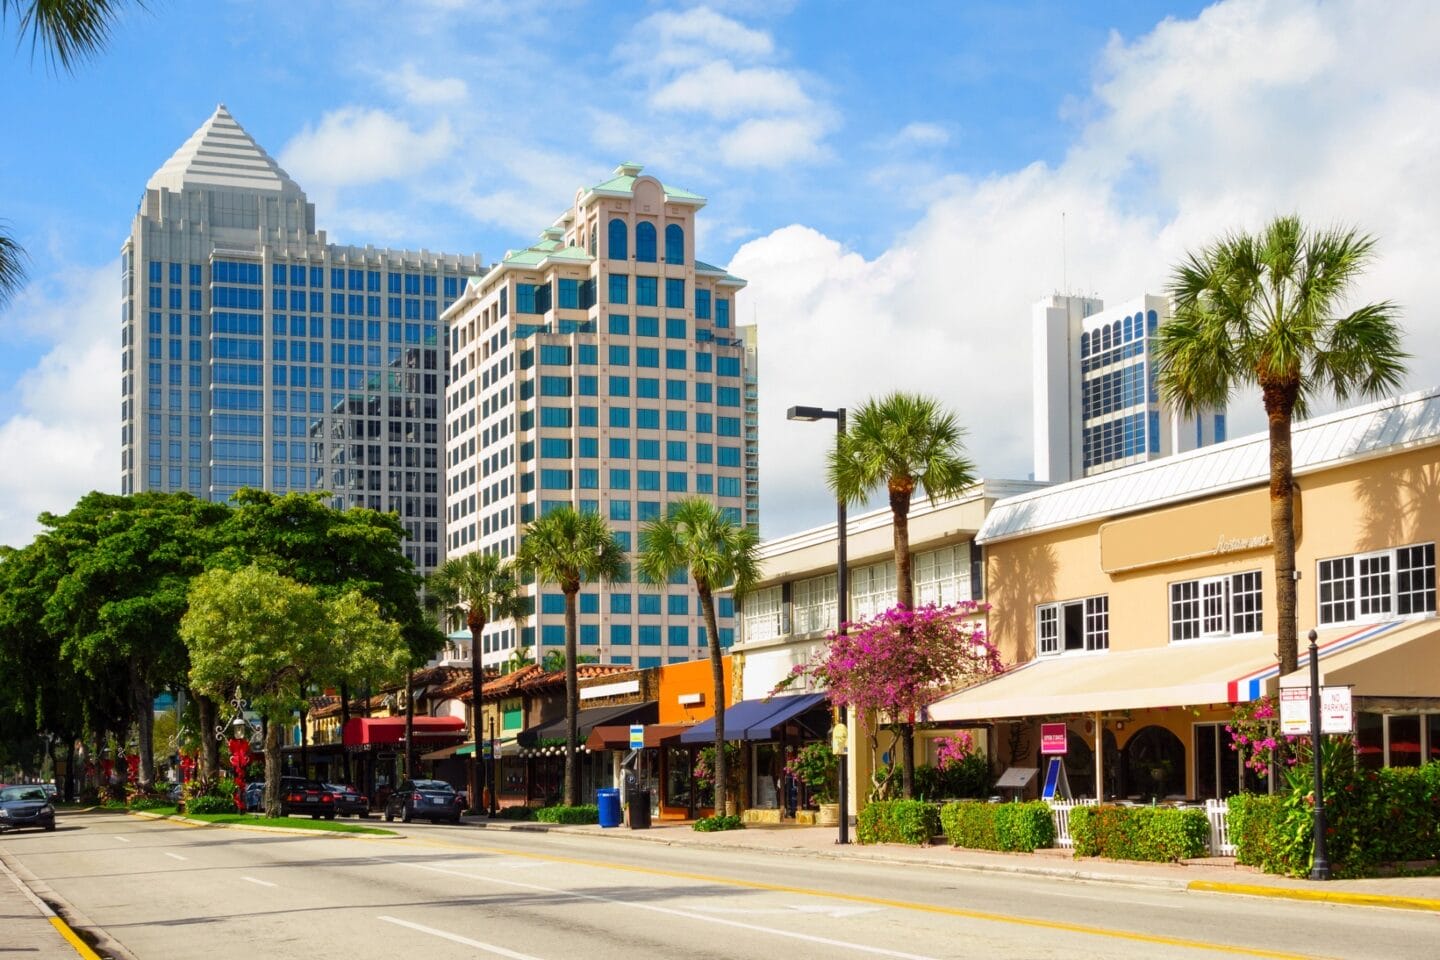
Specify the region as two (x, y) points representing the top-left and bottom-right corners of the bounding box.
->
(1, 811), (1434, 960)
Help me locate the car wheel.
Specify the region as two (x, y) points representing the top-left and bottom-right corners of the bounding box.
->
(450, 816), (461, 826)
(326, 813), (336, 820)
(44, 822), (56, 832)
(401, 807), (412, 823)
(385, 808), (394, 822)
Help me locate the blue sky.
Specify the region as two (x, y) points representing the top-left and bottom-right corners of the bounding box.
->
(2, 0), (1439, 545)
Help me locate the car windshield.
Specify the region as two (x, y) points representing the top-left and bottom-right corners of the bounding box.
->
(414, 781), (453, 792)
(1, 787), (47, 801)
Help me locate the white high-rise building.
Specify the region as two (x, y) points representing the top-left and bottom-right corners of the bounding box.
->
(120, 105), (484, 575)
(442, 163), (756, 670)
(1032, 293), (1226, 483)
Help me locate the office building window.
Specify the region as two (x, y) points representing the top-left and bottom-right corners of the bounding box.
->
(743, 586), (784, 642)
(1169, 571), (1263, 641)
(1037, 595), (1110, 655)
(1318, 543), (1436, 625)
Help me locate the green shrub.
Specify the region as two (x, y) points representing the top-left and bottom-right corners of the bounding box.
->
(127, 793), (171, 811)
(693, 814), (745, 832)
(187, 792), (242, 815)
(857, 799), (940, 845)
(534, 804), (599, 825)
(940, 801), (1054, 851)
(497, 806), (536, 821)
(879, 759), (994, 801)
(1069, 805), (1208, 862)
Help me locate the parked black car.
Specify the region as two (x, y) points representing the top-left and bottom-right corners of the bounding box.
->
(0, 785), (56, 832)
(384, 779), (463, 824)
(323, 783), (369, 818)
(244, 781), (265, 812)
(279, 778), (336, 819)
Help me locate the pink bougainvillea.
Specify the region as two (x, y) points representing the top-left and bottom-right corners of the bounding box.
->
(775, 601), (1003, 719)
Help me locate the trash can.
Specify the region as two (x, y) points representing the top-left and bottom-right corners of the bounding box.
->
(596, 788), (622, 828)
(627, 787), (652, 829)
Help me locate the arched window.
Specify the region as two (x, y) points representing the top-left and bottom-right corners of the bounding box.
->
(1122, 314), (1133, 342)
(1079, 332), (1090, 358)
(1146, 309), (1158, 335)
(1100, 326), (1111, 351)
(635, 222), (657, 263)
(665, 224), (684, 264)
(608, 219), (627, 260)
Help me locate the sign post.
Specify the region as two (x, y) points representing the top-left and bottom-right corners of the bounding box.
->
(629, 724), (644, 751)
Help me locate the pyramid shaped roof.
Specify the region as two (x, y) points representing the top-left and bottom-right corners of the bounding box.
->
(146, 104), (305, 197)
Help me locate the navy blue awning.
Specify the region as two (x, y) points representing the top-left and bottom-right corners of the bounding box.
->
(679, 693), (829, 744)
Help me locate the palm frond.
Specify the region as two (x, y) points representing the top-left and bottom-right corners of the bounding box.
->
(2, 0), (139, 73)
(0, 225), (27, 309)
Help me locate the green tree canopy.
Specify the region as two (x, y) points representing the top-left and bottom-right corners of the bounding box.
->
(637, 497), (758, 815)
(516, 507), (626, 806)
(1156, 216), (1406, 674)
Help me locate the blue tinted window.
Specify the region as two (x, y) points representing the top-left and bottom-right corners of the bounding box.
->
(609, 437), (631, 458)
(666, 349), (687, 371)
(638, 625), (662, 646)
(637, 315), (659, 337)
(542, 624), (565, 646)
(667, 441), (687, 461)
(638, 501), (660, 521)
(608, 219), (628, 260)
(667, 471), (687, 492)
(637, 470), (660, 491)
(695, 382), (712, 403)
(636, 347), (658, 368)
(665, 279), (685, 309)
(717, 356), (741, 377)
(638, 593), (661, 615)
(695, 443), (712, 463)
(609, 406), (631, 428)
(637, 439), (659, 460)
(716, 298), (730, 328)
(610, 499), (631, 521)
(665, 224), (684, 265)
(636, 378), (659, 399)
(609, 376), (630, 397)
(609, 274), (628, 304)
(637, 407), (659, 430)
(609, 345), (630, 366)
(666, 316), (686, 339)
(635, 222), (657, 262)
(666, 409), (687, 431)
(542, 593), (566, 614)
(695, 289), (711, 320)
(608, 314), (629, 335)
(610, 624), (632, 645)
(668, 594), (689, 615)
(609, 469), (631, 489)
(636, 276), (657, 306)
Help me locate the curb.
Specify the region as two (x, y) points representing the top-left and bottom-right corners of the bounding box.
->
(0, 849), (109, 960)
(127, 809), (401, 838)
(1187, 880), (1440, 913)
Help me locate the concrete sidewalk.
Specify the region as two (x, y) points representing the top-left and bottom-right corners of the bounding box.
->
(0, 851), (99, 959)
(464, 814), (1440, 912)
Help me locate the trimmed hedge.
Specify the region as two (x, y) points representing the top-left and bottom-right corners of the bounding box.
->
(187, 793), (242, 815)
(857, 799), (940, 845)
(497, 805), (536, 821)
(1069, 805), (1209, 862)
(940, 801), (1055, 852)
(534, 804), (599, 824)
(693, 814), (745, 832)
(1230, 762), (1440, 878)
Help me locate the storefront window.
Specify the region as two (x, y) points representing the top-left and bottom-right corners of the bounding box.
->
(1430, 715), (1440, 764)
(1388, 714), (1422, 767)
(1355, 712), (1384, 770)
(666, 747), (691, 811)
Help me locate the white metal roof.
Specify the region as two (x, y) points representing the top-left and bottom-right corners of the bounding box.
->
(978, 386), (1440, 544)
(147, 104), (304, 197)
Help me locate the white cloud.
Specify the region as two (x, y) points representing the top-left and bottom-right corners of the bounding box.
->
(895, 122), (950, 147)
(739, 0), (1440, 537)
(651, 61), (810, 117)
(0, 263), (118, 548)
(627, 6), (774, 70)
(384, 64), (469, 105)
(279, 107), (455, 189)
(721, 116), (829, 168)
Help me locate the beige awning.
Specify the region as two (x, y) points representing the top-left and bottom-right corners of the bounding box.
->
(1280, 617), (1440, 698)
(927, 634), (1277, 722)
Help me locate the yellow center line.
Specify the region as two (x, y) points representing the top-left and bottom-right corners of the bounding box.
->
(378, 834), (1332, 960)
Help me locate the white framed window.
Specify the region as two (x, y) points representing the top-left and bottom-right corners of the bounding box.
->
(742, 585), (784, 642)
(914, 543), (972, 606)
(1036, 595), (1109, 655)
(792, 574), (837, 635)
(1318, 543), (1436, 626)
(1169, 571), (1262, 641)
(851, 561), (896, 620)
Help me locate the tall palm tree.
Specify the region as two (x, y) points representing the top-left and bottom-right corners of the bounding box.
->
(515, 507), (626, 806)
(428, 552), (526, 814)
(1155, 216), (1406, 676)
(638, 497), (759, 817)
(828, 391), (976, 797)
(2, 0), (143, 306)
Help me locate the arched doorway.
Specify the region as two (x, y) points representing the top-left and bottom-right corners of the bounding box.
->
(1123, 725), (1186, 799)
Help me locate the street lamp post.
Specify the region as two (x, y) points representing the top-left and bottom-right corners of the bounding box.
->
(786, 404), (849, 845)
(1307, 628), (1332, 881)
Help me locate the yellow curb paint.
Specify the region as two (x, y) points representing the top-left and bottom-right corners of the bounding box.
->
(49, 917), (102, 960)
(1188, 880), (1440, 913)
(391, 836), (1326, 960)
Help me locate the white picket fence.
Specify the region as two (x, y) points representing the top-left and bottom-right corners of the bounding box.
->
(1047, 798), (1235, 856)
(1048, 798), (1099, 848)
(1205, 799), (1235, 856)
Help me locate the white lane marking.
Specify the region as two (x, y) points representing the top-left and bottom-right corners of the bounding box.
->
(113, 836), (130, 842)
(393, 860), (939, 960)
(379, 916), (545, 960)
(164, 852), (187, 861)
(240, 876), (276, 887)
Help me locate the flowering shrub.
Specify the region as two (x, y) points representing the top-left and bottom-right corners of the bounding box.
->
(785, 742), (838, 804)
(693, 743), (741, 795)
(934, 732), (976, 769)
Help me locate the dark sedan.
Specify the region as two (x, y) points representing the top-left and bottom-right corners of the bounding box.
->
(279, 778), (336, 819)
(384, 779), (464, 824)
(323, 783), (369, 818)
(0, 785), (56, 832)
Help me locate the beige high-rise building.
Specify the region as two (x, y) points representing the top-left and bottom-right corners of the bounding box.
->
(442, 163), (755, 670)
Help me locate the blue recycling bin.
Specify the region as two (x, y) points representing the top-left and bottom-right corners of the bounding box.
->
(596, 788), (622, 828)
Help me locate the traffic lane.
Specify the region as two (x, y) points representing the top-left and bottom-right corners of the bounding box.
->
(380, 825), (1440, 960)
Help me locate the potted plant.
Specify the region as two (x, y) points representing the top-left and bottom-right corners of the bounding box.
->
(788, 742), (839, 825)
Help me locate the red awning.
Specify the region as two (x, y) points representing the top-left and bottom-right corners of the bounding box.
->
(342, 715), (465, 747)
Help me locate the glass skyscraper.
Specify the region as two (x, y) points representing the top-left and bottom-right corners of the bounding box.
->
(120, 105), (484, 575)
(443, 163), (758, 670)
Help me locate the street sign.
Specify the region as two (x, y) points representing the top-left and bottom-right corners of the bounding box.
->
(629, 724), (644, 750)
(1040, 723), (1068, 755)
(1279, 685), (1354, 735)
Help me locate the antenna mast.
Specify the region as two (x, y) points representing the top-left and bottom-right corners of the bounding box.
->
(1061, 210), (1068, 296)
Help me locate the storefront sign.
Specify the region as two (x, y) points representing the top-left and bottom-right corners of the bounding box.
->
(1040, 723), (1068, 755)
(629, 724), (644, 750)
(1279, 686), (1354, 735)
(1100, 488), (1300, 573)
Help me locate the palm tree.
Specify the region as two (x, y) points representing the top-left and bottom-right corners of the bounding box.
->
(1155, 216), (1406, 676)
(828, 391), (976, 797)
(638, 497), (759, 817)
(2, 0), (143, 306)
(515, 507), (626, 806)
(428, 552), (526, 814)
